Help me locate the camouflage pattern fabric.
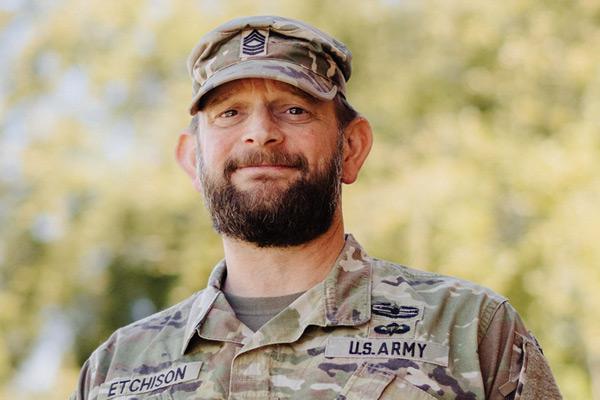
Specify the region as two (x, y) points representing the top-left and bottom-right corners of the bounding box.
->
(186, 16), (352, 115)
(71, 234), (562, 399)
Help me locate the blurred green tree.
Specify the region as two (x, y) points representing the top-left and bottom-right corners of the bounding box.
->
(1, 0), (598, 398)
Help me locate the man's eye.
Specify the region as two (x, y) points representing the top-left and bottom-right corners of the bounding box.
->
(219, 109), (238, 118)
(287, 107), (306, 115)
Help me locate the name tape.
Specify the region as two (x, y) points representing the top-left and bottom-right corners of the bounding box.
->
(100, 361), (203, 399)
(325, 338), (449, 367)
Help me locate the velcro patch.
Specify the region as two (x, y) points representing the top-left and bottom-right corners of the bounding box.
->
(325, 338), (449, 367)
(99, 361), (203, 399)
(369, 301), (424, 339)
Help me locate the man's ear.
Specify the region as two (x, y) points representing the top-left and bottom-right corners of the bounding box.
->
(175, 130), (202, 192)
(341, 116), (373, 184)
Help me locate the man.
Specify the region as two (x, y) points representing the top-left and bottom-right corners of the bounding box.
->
(72, 16), (562, 399)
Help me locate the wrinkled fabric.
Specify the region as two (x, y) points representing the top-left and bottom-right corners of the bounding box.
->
(71, 234), (561, 399)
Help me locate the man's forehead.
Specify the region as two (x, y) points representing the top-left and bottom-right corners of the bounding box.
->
(199, 78), (323, 110)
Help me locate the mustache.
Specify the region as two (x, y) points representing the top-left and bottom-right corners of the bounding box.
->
(224, 150), (309, 178)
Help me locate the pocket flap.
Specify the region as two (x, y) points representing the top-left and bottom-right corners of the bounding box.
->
(338, 363), (395, 400)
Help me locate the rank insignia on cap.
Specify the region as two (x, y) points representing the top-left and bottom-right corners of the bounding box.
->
(241, 29), (268, 57)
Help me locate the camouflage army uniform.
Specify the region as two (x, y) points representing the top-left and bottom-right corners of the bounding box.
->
(71, 235), (561, 399)
(72, 16), (561, 400)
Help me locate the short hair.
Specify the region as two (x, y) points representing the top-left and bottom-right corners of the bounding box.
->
(334, 93), (359, 131)
(188, 93), (359, 135)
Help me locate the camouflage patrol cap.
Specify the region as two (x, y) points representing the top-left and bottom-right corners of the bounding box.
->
(187, 15), (352, 115)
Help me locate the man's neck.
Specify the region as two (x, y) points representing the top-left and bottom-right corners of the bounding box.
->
(221, 214), (346, 297)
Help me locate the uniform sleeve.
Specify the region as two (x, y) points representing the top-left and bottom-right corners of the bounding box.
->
(71, 357), (93, 400)
(71, 329), (118, 400)
(478, 301), (562, 399)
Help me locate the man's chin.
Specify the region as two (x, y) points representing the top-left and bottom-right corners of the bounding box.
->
(237, 187), (288, 209)
(233, 179), (296, 198)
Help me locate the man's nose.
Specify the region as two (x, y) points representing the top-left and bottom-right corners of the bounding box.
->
(241, 107), (284, 146)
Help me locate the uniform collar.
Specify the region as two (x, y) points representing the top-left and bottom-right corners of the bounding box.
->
(181, 234), (372, 355)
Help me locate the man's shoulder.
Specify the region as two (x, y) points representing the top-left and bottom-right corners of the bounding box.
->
(368, 256), (507, 335)
(90, 289), (204, 363)
(74, 289), (209, 398)
(122, 289), (200, 332)
(372, 257), (504, 298)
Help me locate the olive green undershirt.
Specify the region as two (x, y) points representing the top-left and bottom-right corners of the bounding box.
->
(224, 291), (305, 332)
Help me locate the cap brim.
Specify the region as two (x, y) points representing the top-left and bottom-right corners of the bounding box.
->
(189, 59), (337, 115)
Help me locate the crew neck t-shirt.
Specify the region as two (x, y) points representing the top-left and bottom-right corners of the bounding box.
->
(223, 291), (305, 332)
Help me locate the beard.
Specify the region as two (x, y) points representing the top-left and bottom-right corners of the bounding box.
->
(198, 137), (343, 248)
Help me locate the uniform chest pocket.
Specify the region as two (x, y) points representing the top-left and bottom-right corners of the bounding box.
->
(137, 386), (205, 400)
(337, 363), (394, 400)
(134, 392), (171, 400)
(338, 362), (437, 400)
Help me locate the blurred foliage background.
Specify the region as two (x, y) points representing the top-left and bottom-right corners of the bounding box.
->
(1, 0), (599, 398)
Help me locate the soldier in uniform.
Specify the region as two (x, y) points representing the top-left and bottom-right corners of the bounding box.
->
(72, 16), (562, 399)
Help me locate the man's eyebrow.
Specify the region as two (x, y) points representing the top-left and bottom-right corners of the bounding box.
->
(200, 89), (234, 111)
(285, 85), (322, 104)
(199, 82), (322, 111)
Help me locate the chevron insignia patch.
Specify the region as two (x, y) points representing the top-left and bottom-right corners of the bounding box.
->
(241, 29), (268, 57)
